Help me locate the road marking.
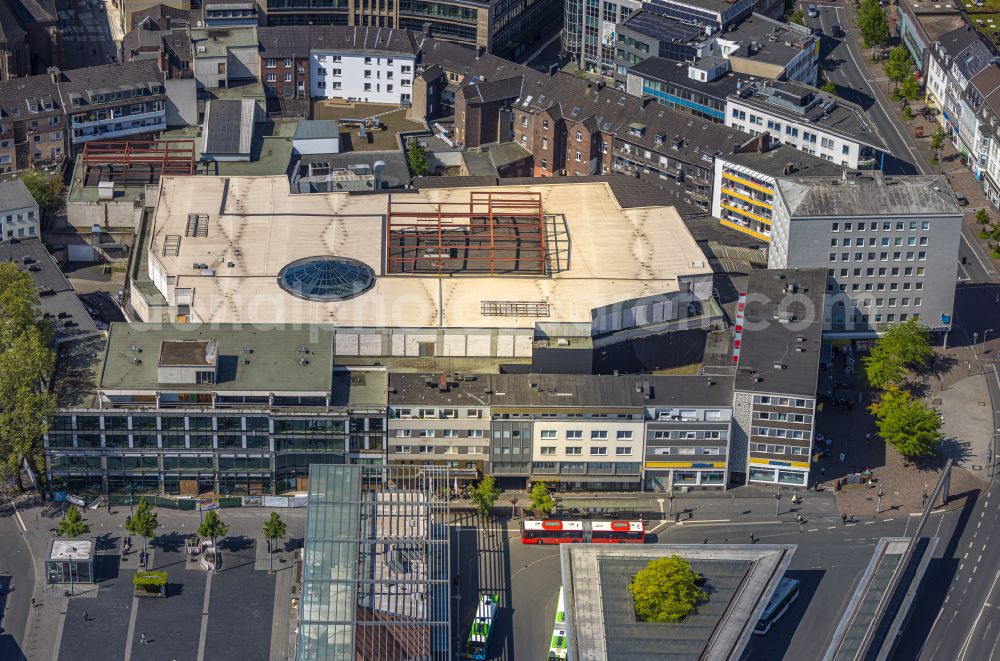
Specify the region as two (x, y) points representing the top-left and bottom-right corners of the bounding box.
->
(883, 518), (894, 522)
(123, 592), (140, 661)
(808, 528), (819, 532)
(958, 570), (1000, 661)
(828, 526), (836, 529)
(962, 230), (996, 277)
(676, 519), (732, 526)
(12, 505), (26, 533)
(196, 570), (213, 661)
(864, 521), (875, 525)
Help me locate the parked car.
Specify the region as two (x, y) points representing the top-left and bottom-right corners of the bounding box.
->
(831, 24), (845, 37)
(807, 4), (819, 17)
(955, 191), (969, 206)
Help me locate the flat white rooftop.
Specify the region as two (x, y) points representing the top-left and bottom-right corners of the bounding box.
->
(146, 176), (710, 328)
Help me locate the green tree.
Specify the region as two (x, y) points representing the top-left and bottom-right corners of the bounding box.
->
(0, 263), (56, 490)
(869, 388), (942, 458)
(930, 127), (946, 166)
(469, 475), (501, 517)
(880, 318), (933, 370)
(976, 208), (992, 226)
(629, 555), (707, 623)
(407, 140), (430, 176)
(262, 511), (288, 573)
(787, 8), (805, 25)
(858, 0), (889, 47)
(884, 46), (914, 89)
(57, 504), (91, 538)
(864, 344), (907, 390)
(125, 496), (160, 555)
(821, 80), (838, 95)
(900, 77), (921, 102)
(528, 482), (556, 516)
(902, 105), (913, 121)
(197, 510), (229, 571)
(19, 170), (65, 223)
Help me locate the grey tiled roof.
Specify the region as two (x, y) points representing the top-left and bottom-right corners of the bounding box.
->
(0, 60), (165, 121)
(462, 76), (525, 104)
(309, 25), (419, 55)
(258, 25), (311, 57)
(616, 100), (751, 162)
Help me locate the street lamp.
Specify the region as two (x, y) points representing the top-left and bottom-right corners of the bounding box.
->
(876, 487), (884, 514)
(509, 496), (518, 519)
(774, 489), (781, 516)
(984, 329), (995, 349)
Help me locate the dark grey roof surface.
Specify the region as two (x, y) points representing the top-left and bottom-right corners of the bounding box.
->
(258, 25), (311, 57)
(723, 13), (816, 67)
(463, 75), (524, 103)
(734, 268), (826, 397)
(629, 57), (751, 93)
(310, 25), (419, 55)
(294, 120), (340, 140)
(0, 179), (38, 211)
(204, 99), (245, 155)
(931, 24), (990, 68)
(643, 375), (735, 406)
(722, 144), (849, 179)
(616, 101), (751, 164)
(389, 373), (493, 406)
(774, 173), (962, 217)
(620, 10), (704, 44)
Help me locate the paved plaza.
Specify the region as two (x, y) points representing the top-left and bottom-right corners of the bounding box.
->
(15, 504), (303, 661)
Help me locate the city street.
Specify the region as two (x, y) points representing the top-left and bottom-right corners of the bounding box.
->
(807, 5), (997, 283)
(0, 500), (36, 661)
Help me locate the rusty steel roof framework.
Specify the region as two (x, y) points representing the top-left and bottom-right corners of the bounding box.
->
(386, 190), (548, 275)
(81, 140), (196, 187)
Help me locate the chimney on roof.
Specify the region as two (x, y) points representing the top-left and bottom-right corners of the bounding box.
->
(47, 66), (60, 84)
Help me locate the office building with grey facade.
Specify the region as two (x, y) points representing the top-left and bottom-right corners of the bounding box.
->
(769, 172), (963, 337)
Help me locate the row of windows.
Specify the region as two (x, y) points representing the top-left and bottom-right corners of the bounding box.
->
(753, 411), (810, 423)
(829, 266), (925, 279)
(829, 251), (927, 263)
(752, 427), (808, 440)
(752, 396), (811, 408)
(749, 442), (810, 456)
(538, 429), (634, 440)
(833, 236), (928, 248)
(539, 446), (633, 455)
(650, 430), (722, 440)
(393, 408), (484, 419)
(832, 220), (932, 232)
(394, 429), (484, 438)
(392, 445), (486, 454)
(649, 446), (723, 456)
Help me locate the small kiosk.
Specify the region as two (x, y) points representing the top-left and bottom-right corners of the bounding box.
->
(45, 538), (97, 585)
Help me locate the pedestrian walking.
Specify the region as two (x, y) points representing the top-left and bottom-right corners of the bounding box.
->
(140, 632), (148, 645)
(749, 532), (755, 544)
(83, 611), (88, 622)
(820, 467), (826, 478)
(865, 433), (871, 441)
(30, 597), (35, 608)
(703, 537), (708, 544)
(839, 451), (846, 463)
(842, 513), (848, 525)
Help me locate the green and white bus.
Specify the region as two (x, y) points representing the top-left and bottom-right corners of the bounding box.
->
(754, 578), (800, 635)
(467, 593), (499, 659)
(546, 587), (568, 660)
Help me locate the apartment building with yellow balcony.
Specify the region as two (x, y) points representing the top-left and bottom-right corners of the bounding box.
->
(711, 141), (847, 242)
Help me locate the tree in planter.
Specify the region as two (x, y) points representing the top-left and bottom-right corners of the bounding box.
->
(469, 475), (501, 517)
(528, 482), (556, 516)
(976, 208), (991, 227)
(57, 505), (90, 537)
(902, 105), (913, 122)
(863, 319), (933, 390)
(787, 8), (804, 25)
(407, 140), (430, 176)
(869, 388), (942, 459)
(262, 512), (288, 573)
(821, 80), (838, 95)
(629, 555), (707, 623)
(930, 128), (946, 165)
(125, 496), (160, 556)
(884, 46), (913, 92)
(133, 571), (167, 597)
(900, 77), (921, 102)
(197, 510), (229, 571)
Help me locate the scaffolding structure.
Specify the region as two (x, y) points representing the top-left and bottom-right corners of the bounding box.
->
(386, 190), (548, 275)
(81, 140), (196, 187)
